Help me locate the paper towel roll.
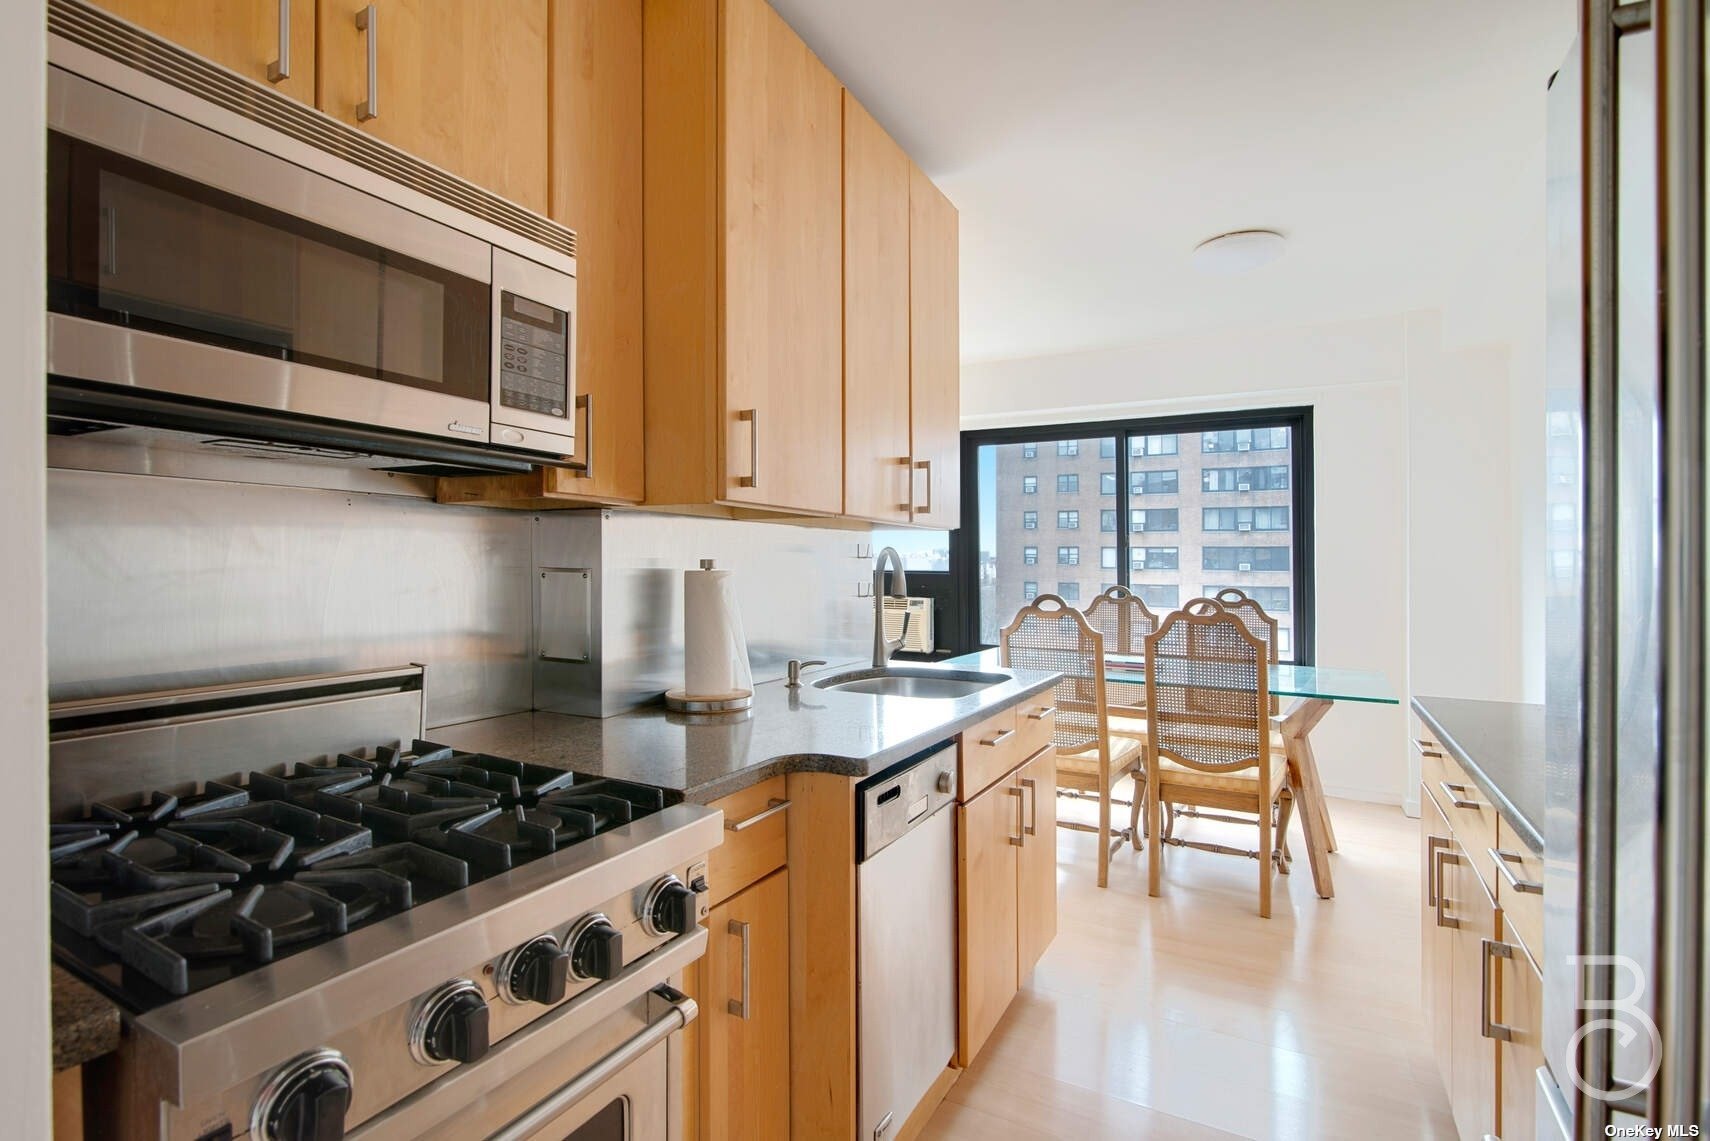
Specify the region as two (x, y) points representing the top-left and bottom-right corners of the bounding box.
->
(683, 561), (753, 699)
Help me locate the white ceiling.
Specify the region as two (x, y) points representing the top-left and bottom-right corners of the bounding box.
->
(768, 0), (1577, 364)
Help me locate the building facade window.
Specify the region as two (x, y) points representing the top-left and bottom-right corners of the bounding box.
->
(1023, 545), (1038, 565)
(1022, 475), (1037, 494)
(1100, 509), (1118, 532)
(1101, 547), (1117, 569)
(1129, 546), (1180, 571)
(1203, 506), (1290, 531)
(1057, 546), (1079, 565)
(1131, 469), (1179, 496)
(1100, 472), (1117, 495)
(1057, 440), (1079, 457)
(1021, 442), (1037, 459)
(1099, 438), (1117, 459)
(1058, 581), (1081, 601)
(1206, 585), (1290, 612)
(1057, 473), (1079, 493)
(1129, 508), (1180, 533)
(1202, 427), (1289, 453)
(1022, 581), (1038, 600)
(1203, 546), (1291, 571)
(1131, 433), (1179, 457)
(1202, 465), (1290, 493)
(1057, 510), (1080, 529)
(1022, 510), (1038, 530)
(1134, 584), (1180, 609)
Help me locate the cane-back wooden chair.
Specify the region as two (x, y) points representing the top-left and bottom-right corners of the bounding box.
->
(1143, 600), (1293, 917)
(1001, 595), (1143, 887)
(1081, 586), (1159, 846)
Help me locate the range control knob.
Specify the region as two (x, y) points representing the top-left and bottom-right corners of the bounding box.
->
(505, 935), (572, 1005)
(644, 875), (700, 938)
(251, 1049), (353, 1141)
(567, 913), (624, 982)
(410, 980), (490, 1066)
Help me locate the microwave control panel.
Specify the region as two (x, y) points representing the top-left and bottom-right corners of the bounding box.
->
(498, 291), (570, 419)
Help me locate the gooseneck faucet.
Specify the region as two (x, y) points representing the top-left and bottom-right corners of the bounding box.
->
(872, 547), (911, 668)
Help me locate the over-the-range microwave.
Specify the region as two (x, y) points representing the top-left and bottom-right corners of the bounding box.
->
(45, 1), (582, 474)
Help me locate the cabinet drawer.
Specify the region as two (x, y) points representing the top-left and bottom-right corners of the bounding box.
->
(1013, 697), (1057, 763)
(1491, 823), (1544, 964)
(705, 776), (789, 907)
(1418, 744), (1499, 898)
(961, 708), (1021, 800)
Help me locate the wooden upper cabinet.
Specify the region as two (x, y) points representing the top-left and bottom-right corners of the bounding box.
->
(316, 0), (550, 213)
(545, 0), (644, 504)
(643, 0), (843, 516)
(842, 92), (912, 524)
(909, 165), (961, 527)
(95, 0), (316, 103)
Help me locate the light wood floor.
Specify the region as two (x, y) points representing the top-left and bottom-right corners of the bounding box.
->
(921, 795), (1454, 1140)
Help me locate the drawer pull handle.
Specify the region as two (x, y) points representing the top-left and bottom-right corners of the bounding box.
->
(1412, 737), (1445, 758)
(1020, 776), (1038, 836)
(728, 919), (752, 1019)
(1438, 779), (1482, 811)
(1433, 848), (1461, 929)
(981, 728), (1016, 748)
(1007, 785), (1025, 846)
(1026, 706), (1057, 721)
(1489, 847), (1543, 894)
(1425, 834), (1451, 906)
(725, 798), (790, 832)
(1480, 938), (1515, 1041)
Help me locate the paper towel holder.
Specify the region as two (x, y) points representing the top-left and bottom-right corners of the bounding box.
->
(665, 557), (754, 714)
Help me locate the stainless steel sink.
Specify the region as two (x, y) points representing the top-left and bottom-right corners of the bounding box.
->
(812, 668), (1009, 699)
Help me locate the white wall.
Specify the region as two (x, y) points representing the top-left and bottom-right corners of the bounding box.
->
(1, 2), (51, 1135)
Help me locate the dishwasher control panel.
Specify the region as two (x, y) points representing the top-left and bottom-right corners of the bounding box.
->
(856, 741), (959, 862)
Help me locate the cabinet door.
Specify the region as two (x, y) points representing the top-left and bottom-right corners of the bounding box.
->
(548, 0), (644, 503)
(719, 0), (843, 513)
(1421, 786), (1456, 1088)
(908, 165), (960, 527)
(703, 869), (790, 1141)
(957, 776), (1021, 1065)
(1445, 841), (1499, 1141)
(317, 0), (550, 213)
(95, 0), (316, 103)
(1016, 748), (1058, 977)
(1496, 927), (1544, 1141)
(841, 92), (912, 524)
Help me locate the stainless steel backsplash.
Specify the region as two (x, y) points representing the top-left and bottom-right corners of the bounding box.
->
(47, 468), (872, 724)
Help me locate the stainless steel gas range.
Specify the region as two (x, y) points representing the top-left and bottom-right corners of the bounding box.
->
(48, 666), (720, 1141)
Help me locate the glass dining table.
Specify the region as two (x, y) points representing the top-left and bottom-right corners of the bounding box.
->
(953, 648), (1399, 899)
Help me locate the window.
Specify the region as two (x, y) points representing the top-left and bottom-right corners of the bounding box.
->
(1057, 440), (1079, 457)
(1022, 510), (1038, 530)
(1203, 546), (1290, 572)
(1100, 472), (1117, 495)
(1099, 438), (1117, 458)
(1058, 582), (1081, 601)
(1022, 581), (1038, 600)
(1129, 508), (1179, 533)
(1130, 469), (1179, 496)
(1022, 545), (1038, 565)
(1021, 442), (1037, 459)
(1057, 546), (1079, 565)
(1202, 427), (1289, 453)
(1203, 506), (1290, 531)
(1134, 584), (1180, 609)
(1129, 546), (1179, 571)
(1205, 585), (1291, 613)
(868, 528), (952, 572)
(1202, 465), (1290, 493)
(1057, 473), (1079, 493)
(1100, 509), (1118, 532)
(1057, 510), (1080, 529)
(1101, 547), (1117, 569)
(1131, 433), (1178, 457)
(1022, 475), (1037, 494)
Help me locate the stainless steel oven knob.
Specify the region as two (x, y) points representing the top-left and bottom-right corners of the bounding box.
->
(565, 912), (624, 982)
(497, 934), (572, 1005)
(250, 1048), (353, 1141)
(409, 979), (490, 1065)
(642, 874), (700, 938)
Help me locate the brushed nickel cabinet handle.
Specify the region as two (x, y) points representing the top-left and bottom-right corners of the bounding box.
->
(914, 458), (933, 516)
(1489, 847), (1543, 895)
(1480, 938), (1515, 1041)
(1438, 779), (1482, 811)
(737, 408), (759, 487)
(725, 798), (789, 832)
(1426, 834), (1451, 906)
(1412, 738), (1444, 758)
(268, 0), (291, 81)
(571, 393), (594, 479)
(356, 5), (379, 121)
(727, 919), (751, 1019)
(1020, 776), (1038, 835)
(980, 728), (1016, 748)
(1026, 706), (1057, 720)
(1007, 784), (1025, 846)
(1433, 848), (1461, 929)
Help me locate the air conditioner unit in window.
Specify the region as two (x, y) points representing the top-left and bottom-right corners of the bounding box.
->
(1237, 441), (1252, 451)
(1237, 483), (1251, 492)
(1238, 562), (1253, 572)
(1237, 521), (1253, 531)
(882, 596), (934, 654)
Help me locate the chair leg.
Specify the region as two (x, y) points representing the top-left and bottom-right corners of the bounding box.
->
(1129, 773), (1145, 850)
(1096, 785), (1112, 888)
(1276, 791), (1294, 876)
(1258, 794), (1273, 919)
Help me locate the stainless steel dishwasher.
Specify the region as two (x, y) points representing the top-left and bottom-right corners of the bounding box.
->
(857, 741), (959, 1141)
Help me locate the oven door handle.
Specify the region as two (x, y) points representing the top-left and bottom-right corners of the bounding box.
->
(487, 985), (698, 1141)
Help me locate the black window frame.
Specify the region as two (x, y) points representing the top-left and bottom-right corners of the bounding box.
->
(954, 406), (1315, 662)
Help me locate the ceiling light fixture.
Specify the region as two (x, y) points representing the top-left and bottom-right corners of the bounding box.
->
(1192, 229), (1287, 275)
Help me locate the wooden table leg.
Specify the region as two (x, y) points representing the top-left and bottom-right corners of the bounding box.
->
(1277, 698), (1337, 898)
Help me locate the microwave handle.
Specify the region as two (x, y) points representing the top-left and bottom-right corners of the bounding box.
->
(570, 393), (593, 479)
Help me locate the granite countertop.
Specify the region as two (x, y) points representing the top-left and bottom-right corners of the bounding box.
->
(53, 965), (120, 1072)
(1412, 696), (1545, 853)
(431, 661), (1062, 803)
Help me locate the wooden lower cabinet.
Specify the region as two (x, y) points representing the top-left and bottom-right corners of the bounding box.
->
(1015, 748), (1058, 974)
(695, 868), (790, 1141)
(1422, 789), (1456, 1087)
(1444, 838), (1498, 1140)
(1496, 927), (1544, 1141)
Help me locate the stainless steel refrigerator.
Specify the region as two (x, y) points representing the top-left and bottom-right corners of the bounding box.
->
(1542, 2), (1707, 1136)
